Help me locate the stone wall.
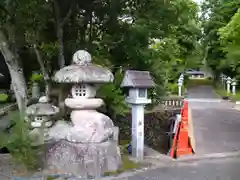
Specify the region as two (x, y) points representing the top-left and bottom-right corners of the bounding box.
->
(114, 109), (180, 154)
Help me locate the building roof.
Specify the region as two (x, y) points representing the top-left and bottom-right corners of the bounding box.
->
(121, 70), (155, 88)
(185, 70), (205, 75)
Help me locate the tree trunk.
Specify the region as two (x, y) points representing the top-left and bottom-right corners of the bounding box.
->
(56, 24), (65, 110)
(53, 0), (74, 68)
(57, 25), (65, 68)
(33, 44), (51, 98)
(0, 30), (28, 114)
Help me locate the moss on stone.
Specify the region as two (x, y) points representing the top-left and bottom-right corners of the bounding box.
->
(104, 155), (140, 176)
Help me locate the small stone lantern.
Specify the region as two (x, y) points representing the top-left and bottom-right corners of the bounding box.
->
(178, 74), (184, 97)
(220, 74), (224, 85)
(222, 74), (227, 90)
(180, 73), (184, 79)
(232, 78), (237, 95)
(227, 77), (232, 94)
(121, 70), (154, 160)
(32, 82), (40, 99)
(25, 96), (59, 145)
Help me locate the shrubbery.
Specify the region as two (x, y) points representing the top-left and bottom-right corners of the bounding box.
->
(97, 70), (128, 119)
(0, 112), (39, 170)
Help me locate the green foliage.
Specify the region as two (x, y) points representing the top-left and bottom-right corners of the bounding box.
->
(214, 82), (240, 101)
(0, 112), (38, 170)
(39, 42), (58, 59)
(30, 73), (44, 83)
(218, 8), (240, 78)
(186, 79), (213, 89)
(0, 93), (9, 102)
(28, 72), (45, 95)
(1, 0), (202, 112)
(183, 75), (190, 86)
(97, 70), (128, 119)
(46, 176), (56, 180)
(98, 83), (128, 117)
(202, 0), (240, 77)
(167, 83), (179, 95)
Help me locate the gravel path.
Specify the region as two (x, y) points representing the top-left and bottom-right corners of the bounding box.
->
(0, 155), (26, 180)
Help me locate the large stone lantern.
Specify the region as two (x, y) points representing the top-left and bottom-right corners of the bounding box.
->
(47, 50), (121, 177)
(53, 50), (115, 142)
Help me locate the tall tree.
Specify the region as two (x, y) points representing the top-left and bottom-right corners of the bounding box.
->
(219, 8), (240, 79)
(0, 0), (28, 114)
(201, 0), (240, 77)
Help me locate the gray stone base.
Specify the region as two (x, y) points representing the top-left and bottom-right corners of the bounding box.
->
(45, 139), (122, 178)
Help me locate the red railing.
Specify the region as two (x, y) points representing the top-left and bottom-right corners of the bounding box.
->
(170, 100), (193, 158)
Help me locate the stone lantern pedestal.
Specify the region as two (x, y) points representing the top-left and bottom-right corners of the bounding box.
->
(46, 50), (121, 178)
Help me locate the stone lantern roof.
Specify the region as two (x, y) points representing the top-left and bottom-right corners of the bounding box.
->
(26, 96), (59, 116)
(53, 50), (114, 84)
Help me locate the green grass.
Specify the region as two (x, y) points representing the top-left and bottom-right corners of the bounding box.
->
(104, 155), (140, 176)
(214, 83), (240, 101)
(184, 78), (240, 101)
(0, 93), (8, 102)
(104, 141), (141, 176)
(214, 83), (227, 97)
(231, 93), (240, 101)
(186, 78), (213, 89)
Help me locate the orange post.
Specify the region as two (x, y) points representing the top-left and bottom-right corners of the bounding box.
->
(176, 100), (193, 157)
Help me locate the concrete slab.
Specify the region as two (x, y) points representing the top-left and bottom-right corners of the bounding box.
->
(186, 85), (219, 99)
(125, 156), (240, 180)
(187, 85), (240, 155)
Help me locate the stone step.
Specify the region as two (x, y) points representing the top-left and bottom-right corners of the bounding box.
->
(185, 98), (222, 103)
